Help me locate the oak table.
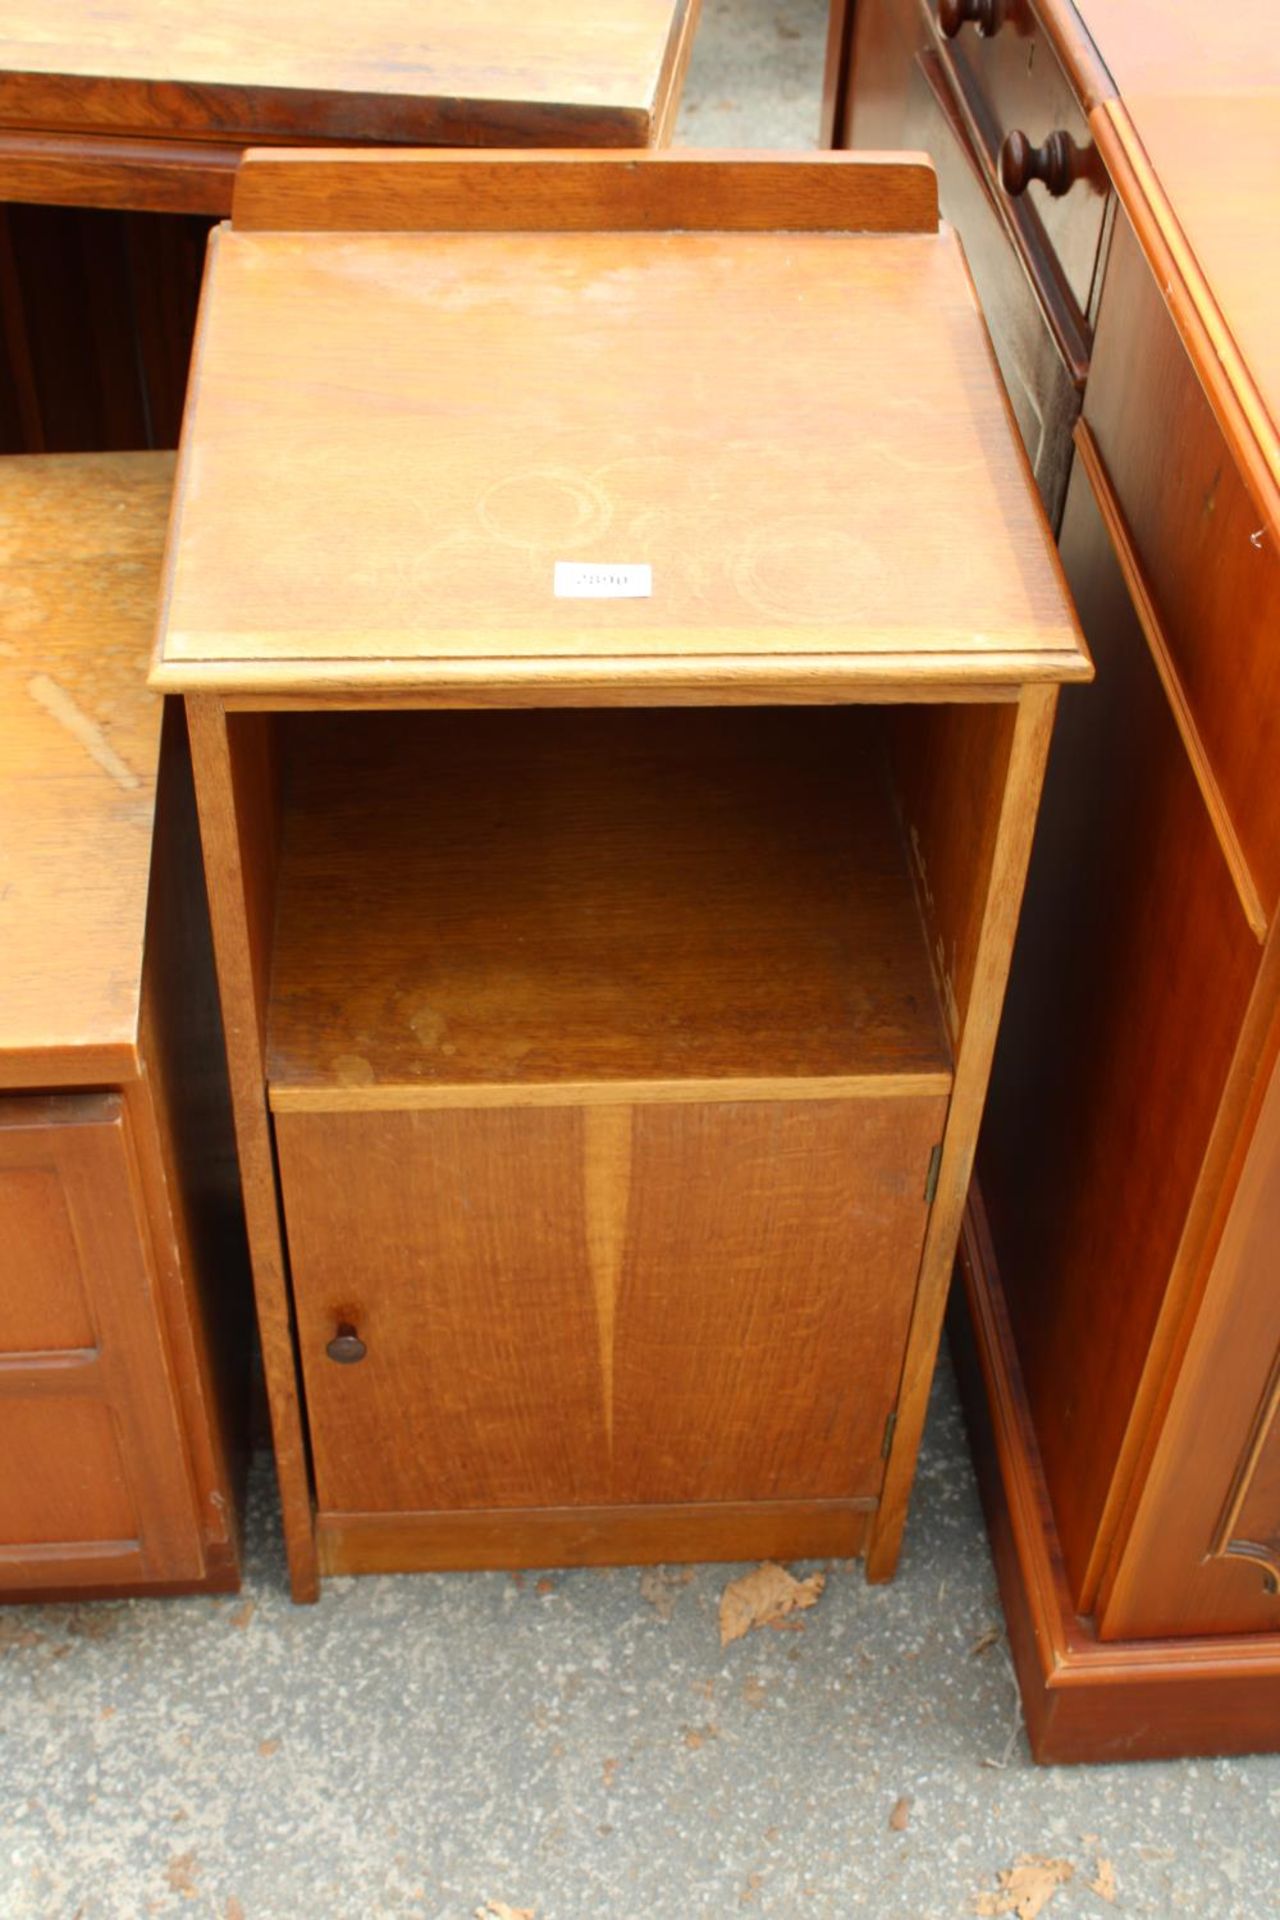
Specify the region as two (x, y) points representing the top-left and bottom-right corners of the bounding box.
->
(0, 452), (250, 1599)
(151, 149), (1089, 1603)
(0, 0), (700, 452)
(828, 0), (1280, 1760)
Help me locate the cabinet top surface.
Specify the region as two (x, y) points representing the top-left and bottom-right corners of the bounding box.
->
(0, 453), (171, 1075)
(0, 0), (693, 145)
(152, 224), (1087, 698)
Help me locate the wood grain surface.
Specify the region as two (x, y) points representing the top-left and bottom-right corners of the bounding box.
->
(277, 1094), (944, 1518)
(1098, 1011), (1280, 1639)
(0, 0), (700, 148)
(0, 1094), (204, 1587)
(0, 130), (238, 214)
(868, 683), (1056, 1579)
(1083, 212), (1280, 921)
(230, 147), (940, 232)
(153, 211), (1086, 696)
(266, 709), (952, 1102)
(980, 456), (1262, 1603)
(0, 451), (171, 1083)
(954, 1188), (1280, 1764)
(186, 697), (319, 1603)
(317, 1500), (872, 1575)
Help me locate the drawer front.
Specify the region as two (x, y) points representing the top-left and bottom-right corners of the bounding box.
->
(0, 1093), (203, 1590)
(926, 0), (1107, 323)
(978, 451), (1263, 1599)
(278, 1096), (945, 1519)
(904, 50), (1080, 524)
(1085, 210), (1280, 920)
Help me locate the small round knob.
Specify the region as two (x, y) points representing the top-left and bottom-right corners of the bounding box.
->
(939, 0), (1011, 38)
(326, 1323), (366, 1364)
(999, 127), (1090, 198)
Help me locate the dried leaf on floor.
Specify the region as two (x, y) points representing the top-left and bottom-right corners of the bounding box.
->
(639, 1566), (694, 1622)
(889, 1795), (912, 1832)
(1090, 1858), (1117, 1903)
(973, 1855), (1073, 1919)
(719, 1564), (826, 1647)
(0, 1620), (44, 1650)
(477, 1904), (535, 1920)
(165, 1851), (201, 1899)
(970, 1626), (1001, 1658)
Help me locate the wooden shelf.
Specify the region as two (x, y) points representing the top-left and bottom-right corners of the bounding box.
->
(265, 708), (952, 1108)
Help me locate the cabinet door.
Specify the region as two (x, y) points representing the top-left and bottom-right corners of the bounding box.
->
(277, 1096), (945, 1518)
(1100, 1040), (1280, 1638)
(0, 1094), (203, 1590)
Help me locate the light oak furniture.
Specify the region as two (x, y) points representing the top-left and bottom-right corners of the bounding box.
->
(0, 0), (700, 452)
(151, 148), (1088, 1602)
(827, 0), (1280, 1759)
(0, 452), (250, 1599)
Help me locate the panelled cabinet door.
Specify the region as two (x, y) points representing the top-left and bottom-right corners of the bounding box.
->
(0, 1094), (204, 1590)
(277, 1096), (945, 1519)
(1099, 1039), (1280, 1639)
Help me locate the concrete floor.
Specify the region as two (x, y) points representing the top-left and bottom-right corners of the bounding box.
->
(6, 6), (1280, 1917)
(676, 0), (829, 149)
(5, 1366), (1280, 1918)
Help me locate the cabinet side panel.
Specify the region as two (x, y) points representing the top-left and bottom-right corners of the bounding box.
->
(136, 699), (253, 1565)
(980, 461), (1260, 1603)
(187, 695), (318, 1601)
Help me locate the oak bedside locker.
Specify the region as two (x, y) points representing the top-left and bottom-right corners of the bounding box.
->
(150, 149), (1090, 1602)
(0, 452), (251, 1599)
(0, 0), (701, 452)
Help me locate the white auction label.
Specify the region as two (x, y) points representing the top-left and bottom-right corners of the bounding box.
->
(554, 561), (652, 600)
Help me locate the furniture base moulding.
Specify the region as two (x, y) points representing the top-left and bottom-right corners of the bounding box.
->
(1, 1542), (241, 1607)
(953, 1193), (1280, 1764)
(316, 1501), (874, 1578)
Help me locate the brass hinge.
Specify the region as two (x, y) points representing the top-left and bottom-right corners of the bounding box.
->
(924, 1142), (943, 1206)
(881, 1409), (898, 1459)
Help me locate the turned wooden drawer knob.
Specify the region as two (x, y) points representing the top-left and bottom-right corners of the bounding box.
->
(326, 1322), (367, 1364)
(938, 0), (1012, 37)
(999, 127), (1089, 198)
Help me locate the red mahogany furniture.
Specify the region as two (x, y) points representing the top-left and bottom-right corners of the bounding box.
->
(827, 0), (1280, 1760)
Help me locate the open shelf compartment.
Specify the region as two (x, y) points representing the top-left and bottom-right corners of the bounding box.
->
(264, 707), (954, 1110)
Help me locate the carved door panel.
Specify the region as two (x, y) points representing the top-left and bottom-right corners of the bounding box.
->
(1099, 1041), (1280, 1639)
(0, 1093), (204, 1591)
